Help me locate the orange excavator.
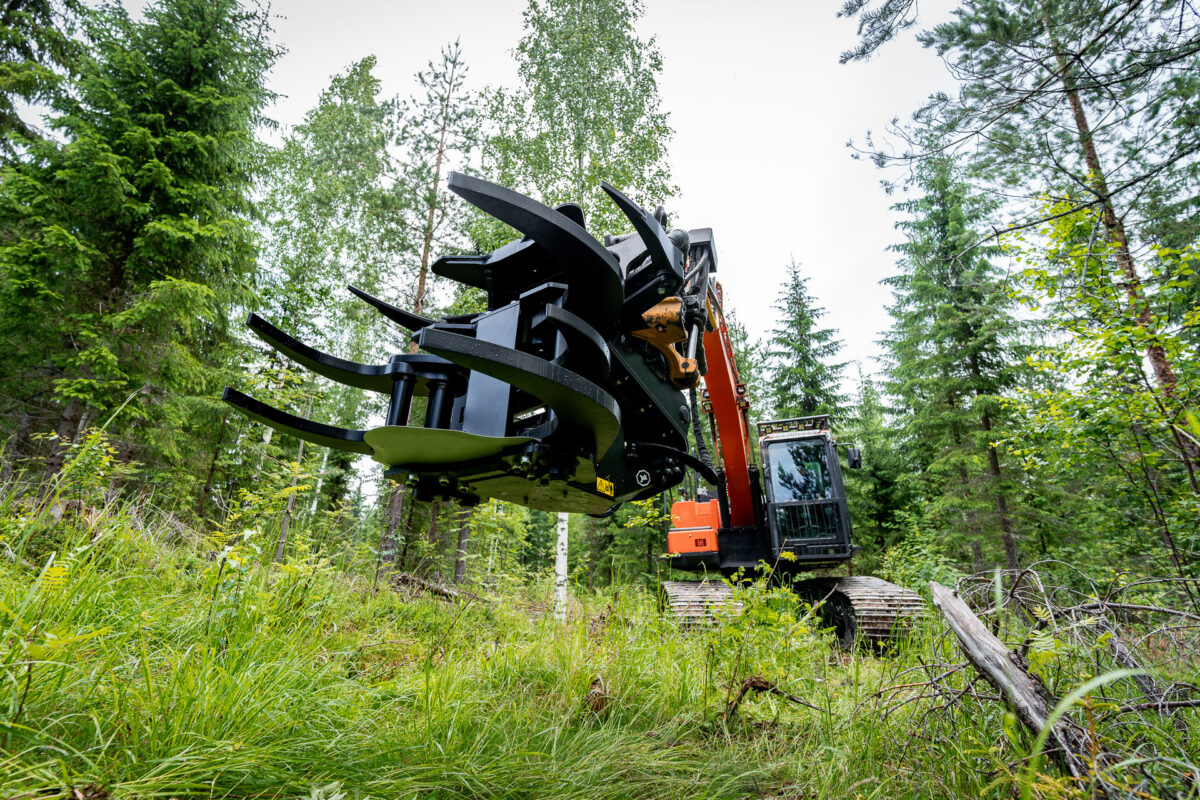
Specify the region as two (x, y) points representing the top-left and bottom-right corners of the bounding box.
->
(224, 173), (922, 646)
(660, 279), (923, 644)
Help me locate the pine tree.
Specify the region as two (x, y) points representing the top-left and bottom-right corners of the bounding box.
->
(900, 0), (1200, 465)
(385, 43), (479, 572)
(397, 40), (477, 324)
(765, 260), (846, 420)
(881, 154), (1026, 568)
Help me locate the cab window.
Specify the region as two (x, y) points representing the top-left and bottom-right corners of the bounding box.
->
(766, 439), (833, 503)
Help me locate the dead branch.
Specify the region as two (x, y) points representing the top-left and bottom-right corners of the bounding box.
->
(390, 570), (459, 600)
(723, 676), (824, 720)
(930, 581), (1099, 785)
(1096, 618), (1187, 732)
(1105, 699), (1200, 715)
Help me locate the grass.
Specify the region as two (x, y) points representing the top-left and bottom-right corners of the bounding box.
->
(0, 487), (1196, 799)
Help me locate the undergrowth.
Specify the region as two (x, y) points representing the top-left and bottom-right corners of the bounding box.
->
(0, 477), (1196, 799)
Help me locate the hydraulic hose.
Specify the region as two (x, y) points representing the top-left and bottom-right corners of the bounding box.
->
(689, 388), (714, 477)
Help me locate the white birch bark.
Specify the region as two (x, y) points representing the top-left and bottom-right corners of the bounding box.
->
(554, 511), (569, 622)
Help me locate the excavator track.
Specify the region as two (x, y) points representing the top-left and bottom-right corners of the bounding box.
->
(798, 576), (926, 648)
(660, 579), (741, 625)
(661, 576), (924, 648)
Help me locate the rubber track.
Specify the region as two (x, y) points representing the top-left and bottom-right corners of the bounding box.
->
(817, 576), (926, 646)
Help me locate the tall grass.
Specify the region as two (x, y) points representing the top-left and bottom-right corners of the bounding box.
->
(0, 480), (1195, 799)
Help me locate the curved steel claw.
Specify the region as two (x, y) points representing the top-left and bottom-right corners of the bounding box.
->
(415, 326), (621, 460)
(222, 388), (372, 455)
(246, 313), (396, 393)
(348, 285), (435, 332)
(446, 171), (624, 336)
(600, 181), (684, 278)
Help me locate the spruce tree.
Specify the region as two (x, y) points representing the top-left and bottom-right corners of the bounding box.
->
(0, 0), (276, 502)
(842, 369), (914, 560)
(881, 154), (1026, 568)
(765, 260), (846, 420)
(0, 0), (83, 155)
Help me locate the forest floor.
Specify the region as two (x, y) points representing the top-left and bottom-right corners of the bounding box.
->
(1, 496), (1197, 799)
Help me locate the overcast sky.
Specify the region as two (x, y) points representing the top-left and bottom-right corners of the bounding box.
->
(245, 0), (959, 387)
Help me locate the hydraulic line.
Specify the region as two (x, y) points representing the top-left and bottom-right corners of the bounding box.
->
(689, 388), (713, 476)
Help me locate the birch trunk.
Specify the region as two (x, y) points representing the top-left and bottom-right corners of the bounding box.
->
(554, 511), (569, 622)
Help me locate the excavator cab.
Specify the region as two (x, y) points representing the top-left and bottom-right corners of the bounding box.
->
(757, 417), (854, 566)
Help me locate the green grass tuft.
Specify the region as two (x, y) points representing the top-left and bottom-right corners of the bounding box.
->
(0, 492), (1195, 799)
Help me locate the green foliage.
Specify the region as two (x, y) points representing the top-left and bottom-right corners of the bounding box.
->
(623, 496), (670, 530)
(49, 426), (135, 505)
(1004, 201), (1200, 579)
(765, 260), (846, 420)
(469, 499), (534, 586)
(0, 0), (277, 507)
(568, 498), (667, 590)
(480, 0), (674, 242)
(251, 56), (403, 521)
(877, 512), (960, 591)
(715, 564), (828, 691)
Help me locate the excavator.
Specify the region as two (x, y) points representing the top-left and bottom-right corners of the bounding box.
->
(223, 172), (923, 647)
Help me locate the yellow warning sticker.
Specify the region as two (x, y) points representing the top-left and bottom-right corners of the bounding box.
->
(596, 477), (615, 497)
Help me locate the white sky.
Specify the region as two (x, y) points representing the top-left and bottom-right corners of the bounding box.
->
(252, 0), (959, 387)
(104, 0), (958, 388)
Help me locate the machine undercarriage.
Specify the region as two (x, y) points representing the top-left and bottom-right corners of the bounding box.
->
(661, 577), (925, 648)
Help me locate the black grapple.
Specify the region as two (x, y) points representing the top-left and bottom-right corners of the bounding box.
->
(224, 173), (717, 514)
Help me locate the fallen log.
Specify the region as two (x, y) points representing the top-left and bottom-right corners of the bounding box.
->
(391, 571), (459, 600)
(929, 581), (1096, 784)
